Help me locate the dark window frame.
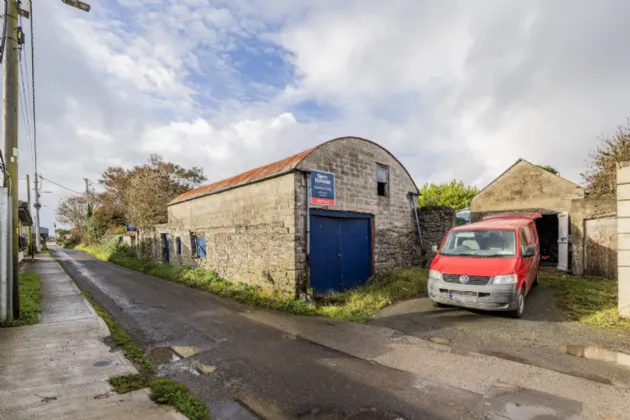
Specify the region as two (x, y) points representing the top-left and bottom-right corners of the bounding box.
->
(176, 237), (182, 255)
(377, 164), (389, 197)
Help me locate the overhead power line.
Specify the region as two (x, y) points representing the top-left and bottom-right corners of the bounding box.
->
(39, 175), (84, 195)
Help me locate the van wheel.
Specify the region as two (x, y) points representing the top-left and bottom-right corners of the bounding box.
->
(510, 288), (526, 319)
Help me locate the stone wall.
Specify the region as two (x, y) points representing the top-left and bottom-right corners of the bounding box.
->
(471, 160), (584, 215)
(294, 137), (422, 283)
(570, 196), (616, 277)
(164, 173), (298, 294)
(416, 206), (455, 252)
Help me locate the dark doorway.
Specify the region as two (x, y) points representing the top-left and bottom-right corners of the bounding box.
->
(536, 214), (558, 266)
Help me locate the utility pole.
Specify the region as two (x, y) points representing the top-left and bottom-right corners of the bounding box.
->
(26, 174), (32, 260)
(84, 178), (90, 243)
(2, 0), (21, 319)
(34, 175), (40, 251)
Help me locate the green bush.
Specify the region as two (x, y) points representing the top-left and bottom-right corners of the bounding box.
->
(0, 272), (41, 328)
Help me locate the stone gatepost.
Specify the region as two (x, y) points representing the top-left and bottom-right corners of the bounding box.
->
(617, 162), (630, 318)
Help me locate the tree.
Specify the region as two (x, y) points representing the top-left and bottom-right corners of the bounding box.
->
(537, 165), (559, 175)
(56, 194), (99, 239)
(418, 180), (479, 210)
(124, 155), (206, 228)
(582, 119), (630, 196)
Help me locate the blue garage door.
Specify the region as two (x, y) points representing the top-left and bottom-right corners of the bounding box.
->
(310, 210), (372, 295)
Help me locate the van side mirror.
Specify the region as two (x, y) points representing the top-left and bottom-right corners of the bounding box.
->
(524, 245), (536, 258)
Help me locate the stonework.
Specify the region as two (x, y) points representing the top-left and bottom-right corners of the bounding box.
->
(149, 137), (422, 296)
(570, 197), (616, 277)
(471, 160), (585, 217)
(416, 206), (455, 251)
(161, 173), (298, 294)
(295, 137), (422, 275)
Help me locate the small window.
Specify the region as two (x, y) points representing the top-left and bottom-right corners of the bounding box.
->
(377, 165), (389, 196)
(190, 233), (198, 258)
(176, 237), (182, 255)
(519, 229), (527, 256)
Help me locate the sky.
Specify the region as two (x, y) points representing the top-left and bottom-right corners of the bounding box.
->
(6, 0), (630, 231)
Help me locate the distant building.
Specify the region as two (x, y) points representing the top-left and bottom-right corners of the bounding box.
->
(145, 137), (423, 296)
(471, 159), (616, 279)
(17, 201), (33, 262)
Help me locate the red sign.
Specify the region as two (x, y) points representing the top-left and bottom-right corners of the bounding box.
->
(311, 197), (335, 206)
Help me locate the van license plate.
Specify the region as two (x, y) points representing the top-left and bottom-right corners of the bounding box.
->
(450, 293), (477, 303)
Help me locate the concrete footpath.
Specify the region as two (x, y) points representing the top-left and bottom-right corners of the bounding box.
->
(0, 253), (182, 420)
(244, 308), (630, 420)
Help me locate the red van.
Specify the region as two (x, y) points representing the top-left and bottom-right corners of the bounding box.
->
(428, 213), (541, 318)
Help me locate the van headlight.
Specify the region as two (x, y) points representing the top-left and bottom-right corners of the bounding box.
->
(429, 269), (443, 281)
(492, 274), (517, 284)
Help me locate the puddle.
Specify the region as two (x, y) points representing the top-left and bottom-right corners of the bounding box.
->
(566, 345), (630, 367)
(210, 402), (259, 419)
(147, 347), (181, 365)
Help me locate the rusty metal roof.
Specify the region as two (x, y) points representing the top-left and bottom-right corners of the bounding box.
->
(169, 147), (316, 205)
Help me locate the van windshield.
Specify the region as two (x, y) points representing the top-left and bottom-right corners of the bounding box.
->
(440, 229), (516, 257)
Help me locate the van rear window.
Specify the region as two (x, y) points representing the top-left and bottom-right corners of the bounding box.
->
(440, 229), (516, 257)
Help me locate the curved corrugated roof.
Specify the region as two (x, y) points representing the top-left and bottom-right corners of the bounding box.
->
(169, 136), (417, 206)
(169, 147), (315, 205)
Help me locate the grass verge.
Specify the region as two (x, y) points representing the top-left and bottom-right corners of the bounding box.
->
(0, 272), (41, 328)
(150, 379), (210, 420)
(77, 286), (211, 419)
(76, 241), (427, 323)
(81, 291), (154, 377)
(539, 268), (630, 331)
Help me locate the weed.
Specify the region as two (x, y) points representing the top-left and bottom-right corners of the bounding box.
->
(150, 378), (210, 420)
(0, 272), (41, 328)
(78, 241), (427, 323)
(109, 374), (148, 393)
(539, 268), (630, 331)
(81, 292), (154, 377)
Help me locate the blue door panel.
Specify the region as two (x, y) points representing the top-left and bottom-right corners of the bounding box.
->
(310, 216), (341, 294)
(310, 212), (372, 295)
(339, 218), (372, 290)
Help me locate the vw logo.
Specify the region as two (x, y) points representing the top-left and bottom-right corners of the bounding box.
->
(459, 275), (470, 284)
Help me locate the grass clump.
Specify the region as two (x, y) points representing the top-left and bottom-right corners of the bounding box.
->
(78, 241), (427, 323)
(0, 272), (41, 328)
(109, 373), (148, 393)
(539, 268), (630, 331)
(150, 379), (210, 420)
(81, 292), (154, 377)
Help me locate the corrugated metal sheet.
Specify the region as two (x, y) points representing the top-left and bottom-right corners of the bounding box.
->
(169, 147), (315, 205)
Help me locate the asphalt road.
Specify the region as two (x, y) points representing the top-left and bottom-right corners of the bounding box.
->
(371, 286), (630, 388)
(52, 247), (484, 420)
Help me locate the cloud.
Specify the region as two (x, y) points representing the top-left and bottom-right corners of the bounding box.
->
(5, 0), (630, 233)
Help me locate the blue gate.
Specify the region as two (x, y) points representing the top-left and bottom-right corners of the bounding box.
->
(309, 209), (372, 295)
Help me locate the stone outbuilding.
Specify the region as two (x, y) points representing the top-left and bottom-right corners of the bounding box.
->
(150, 137), (422, 296)
(471, 159), (617, 279)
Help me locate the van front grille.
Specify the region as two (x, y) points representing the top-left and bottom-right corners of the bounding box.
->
(443, 273), (491, 286)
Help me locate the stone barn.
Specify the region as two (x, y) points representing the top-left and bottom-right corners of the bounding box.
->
(150, 137), (422, 296)
(470, 159), (585, 272)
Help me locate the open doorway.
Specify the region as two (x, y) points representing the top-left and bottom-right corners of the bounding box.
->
(536, 214), (559, 266)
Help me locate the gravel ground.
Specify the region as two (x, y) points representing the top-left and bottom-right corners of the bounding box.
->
(370, 285), (630, 387)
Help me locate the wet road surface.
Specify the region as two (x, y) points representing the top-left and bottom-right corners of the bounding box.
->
(53, 247), (486, 420)
(371, 285), (630, 388)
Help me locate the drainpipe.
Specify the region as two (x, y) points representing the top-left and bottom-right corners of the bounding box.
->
(305, 171), (311, 258)
(411, 193), (423, 249)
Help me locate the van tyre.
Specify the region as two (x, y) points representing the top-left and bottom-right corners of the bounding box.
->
(510, 288), (526, 319)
